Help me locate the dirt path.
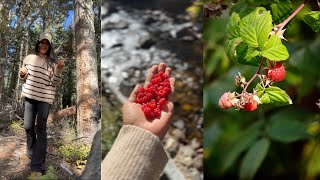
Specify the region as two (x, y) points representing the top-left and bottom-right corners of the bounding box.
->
(0, 121), (83, 180)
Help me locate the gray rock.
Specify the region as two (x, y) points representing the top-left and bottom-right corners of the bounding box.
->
(188, 168), (202, 180)
(172, 119), (185, 129)
(179, 145), (195, 158)
(164, 137), (179, 157)
(194, 154), (203, 171)
(171, 128), (185, 142)
(190, 138), (201, 150)
(181, 156), (193, 167)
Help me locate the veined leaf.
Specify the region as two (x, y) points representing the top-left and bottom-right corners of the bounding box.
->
(240, 7), (272, 48)
(255, 85), (292, 105)
(227, 12), (241, 39)
(225, 37), (243, 64)
(261, 34), (289, 61)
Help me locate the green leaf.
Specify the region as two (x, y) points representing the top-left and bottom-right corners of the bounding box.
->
(255, 85), (292, 105)
(269, 0), (293, 25)
(261, 34), (289, 60)
(267, 116), (310, 143)
(240, 7), (272, 48)
(303, 11), (320, 32)
(239, 138), (270, 180)
(225, 37), (243, 64)
(255, 83), (264, 92)
(226, 40), (262, 66)
(221, 121), (263, 173)
(227, 12), (241, 39)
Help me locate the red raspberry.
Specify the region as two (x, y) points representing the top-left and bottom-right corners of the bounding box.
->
(142, 106), (151, 115)
(142, 96), (148, 103)
(148, 101), (157, 109)
(241, 94), (259, 111)
(135, 70), (171, 120)
(158, 71), (164, 77)
(159, 98), (166, 105)
(163, 87), (170, 94)
(265, 62), (286, 82)
(154, 108), (161, 116)
(218, 92), (234, 109)
(162, 73), (169, 79)
(158, 90), (166, 97)
(243, 100), (258, 112)
(139, 87), (145, 93)
(164, 82), (170, 87)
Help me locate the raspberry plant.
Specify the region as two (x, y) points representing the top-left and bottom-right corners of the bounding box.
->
(205, 0), (320, 179)
(218, 3), (311, 111)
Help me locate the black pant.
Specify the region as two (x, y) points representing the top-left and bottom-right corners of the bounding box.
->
(24, 97), (51, 173)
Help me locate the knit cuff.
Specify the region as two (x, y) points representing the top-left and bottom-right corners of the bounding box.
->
(102, 125), (168, 180)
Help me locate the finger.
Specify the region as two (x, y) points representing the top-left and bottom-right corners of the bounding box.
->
(158, 63), (166, 72)
(167, 77), (175, 103)
(165, 67), (172, 77)
(144, 65), (158, 88)
(128, 84), (141, 102)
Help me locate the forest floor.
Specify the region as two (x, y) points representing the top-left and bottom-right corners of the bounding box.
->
(0, 116), (82, 180)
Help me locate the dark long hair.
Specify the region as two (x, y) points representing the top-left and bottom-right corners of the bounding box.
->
(34, 40), (58, 70)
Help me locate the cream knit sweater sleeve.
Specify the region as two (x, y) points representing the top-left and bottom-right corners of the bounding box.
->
(101, 125), (169, 180)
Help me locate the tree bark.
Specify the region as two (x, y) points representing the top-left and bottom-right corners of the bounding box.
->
(74, 0), (100, 141)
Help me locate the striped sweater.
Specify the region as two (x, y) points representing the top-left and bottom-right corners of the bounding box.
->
(19, 54), (63, 104)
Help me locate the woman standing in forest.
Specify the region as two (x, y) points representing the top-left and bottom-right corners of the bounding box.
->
(18, 32), (64, 178)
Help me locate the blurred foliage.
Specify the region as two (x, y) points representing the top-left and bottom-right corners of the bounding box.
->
(9, 120), (24, 135)
(101, 94), (122, 158)
(204, 0), (320, 179)
(58, 141), (90, 169)
(28, 166), (57, 180)
(186, 0), (203, 20)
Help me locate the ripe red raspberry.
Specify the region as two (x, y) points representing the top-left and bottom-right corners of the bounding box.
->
(242, 100), (258, 112)
(136, 70), (171, 120)
(219, 92), (234, 109)
(243, 95), (261, 111)
(159, 98), (166, 105)
(265, 62), (286, 82)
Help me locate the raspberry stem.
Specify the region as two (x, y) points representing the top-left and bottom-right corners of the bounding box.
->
(274, 0), (308, 35)
(242, 57), (265, 93)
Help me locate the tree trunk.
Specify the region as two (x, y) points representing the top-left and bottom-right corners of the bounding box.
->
(74, 0), (100, 142)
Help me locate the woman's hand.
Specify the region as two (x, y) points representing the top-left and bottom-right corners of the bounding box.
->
(57, 60), (65, 69)
(122, 63), (175, 140)
(20, 67), (28, 76)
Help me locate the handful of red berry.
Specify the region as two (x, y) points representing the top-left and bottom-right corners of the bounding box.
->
(136, 71), (171, 119)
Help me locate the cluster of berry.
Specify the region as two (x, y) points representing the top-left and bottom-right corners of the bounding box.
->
(136, 71), (171, 119)
(219, 62), (286, 112)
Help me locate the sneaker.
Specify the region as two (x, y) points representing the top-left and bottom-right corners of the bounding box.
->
(29, 172), (42, 180)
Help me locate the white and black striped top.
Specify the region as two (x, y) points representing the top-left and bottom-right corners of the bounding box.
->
(19, 54), (63, 104)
